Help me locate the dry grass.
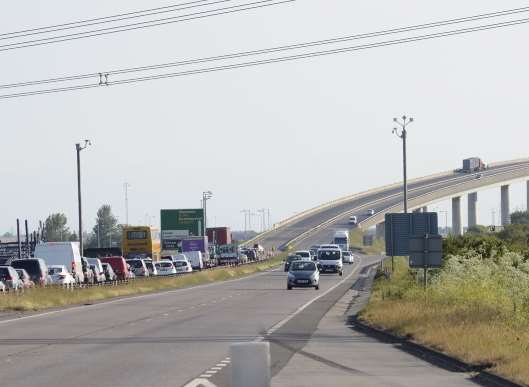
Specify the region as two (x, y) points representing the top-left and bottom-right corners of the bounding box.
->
(0, 256), (285, 312)
(349, 228), (385, 255)
(360, 256), (529, 385)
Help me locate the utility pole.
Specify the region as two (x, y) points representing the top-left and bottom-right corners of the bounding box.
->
(267, 208), (270, 230)
(76, 140), (91, 257)
(241, 210), (250, 233)
(124, 182), (131, 226)
(257, 209), (266, 232)
(202, 191), (213, 237)
(393, 116), (414, 213)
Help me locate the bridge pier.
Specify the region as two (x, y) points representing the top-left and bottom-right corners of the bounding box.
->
(452, 196), (462, 236)
(422, 206), (428, 213)
(468, 192), (478, 228)
(375, 222), (385, 239)
(501, 184), (510, 226)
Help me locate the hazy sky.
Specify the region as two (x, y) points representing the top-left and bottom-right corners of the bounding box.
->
(2, 0), (529, 234)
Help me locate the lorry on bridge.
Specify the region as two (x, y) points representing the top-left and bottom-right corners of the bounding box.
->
(462, 157), (486, 173)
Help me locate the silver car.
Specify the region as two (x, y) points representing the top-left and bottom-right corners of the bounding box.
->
(287, 261), (320, 290)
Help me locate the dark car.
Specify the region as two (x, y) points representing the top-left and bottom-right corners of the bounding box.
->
(11, 258), (50, 286)
(284, 254), (301, 272)
(287, 261), (320, 290)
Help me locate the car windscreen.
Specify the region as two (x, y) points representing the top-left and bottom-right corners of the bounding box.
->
(342, 252), (351, 256)
(127, 260), (144, 268)
(0, 267), (12, 280)
(296, 252), (310, 258)
(174, 261), (187, 267)
(334, 237), (348, 244)
(48, 267), (63, 275)
(12, 260), (41, 276)
(287, 255), (299, 262)
(291, 262), (316, 271)
(318, 250), (341, 260)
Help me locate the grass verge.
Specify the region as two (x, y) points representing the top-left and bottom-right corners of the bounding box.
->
(360, 256), (529, 385)
(0, 255), (285, 312)
(349, 228), (385, 255)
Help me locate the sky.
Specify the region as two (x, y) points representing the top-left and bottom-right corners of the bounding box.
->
(1, 0), (529, 235)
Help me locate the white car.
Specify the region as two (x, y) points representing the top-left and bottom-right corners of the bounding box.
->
(48, 265), (76, 286)
(155, 261), (177, 276)
(342, 251), (354, 264)
(294, 251), (312, 261)
(173, 260), (193, 274)
(366, 209), (375, 216)
(349, 215), (358, 225)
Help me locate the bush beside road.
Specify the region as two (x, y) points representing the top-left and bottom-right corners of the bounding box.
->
(360, 249), (529, 385)
(0, 254), (285, 312)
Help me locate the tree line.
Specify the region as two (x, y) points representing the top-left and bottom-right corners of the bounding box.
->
(40, 205), (122, 248)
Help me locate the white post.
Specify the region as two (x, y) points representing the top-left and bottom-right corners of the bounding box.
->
(501, 185), (510, 226)
(452, 196), (462, 235)
(468, 192), (478, 228)
(231, 342), (270, 387)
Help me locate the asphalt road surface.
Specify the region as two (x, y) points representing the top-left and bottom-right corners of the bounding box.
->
(0, 255), (364, 387)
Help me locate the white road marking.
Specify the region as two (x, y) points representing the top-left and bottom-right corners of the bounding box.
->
(215, 363), (227, 367)
(199, 374), (212, 378)
(205, 370), (217, 374)
(211, 367), (222, 370)
(183, 378), (217, 386)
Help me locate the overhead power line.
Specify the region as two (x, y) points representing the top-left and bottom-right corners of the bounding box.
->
(1, 10), (528, 99)
(0, 0), (294, 52)
(1, 4), (528, 90)
(0, 0), (225, 38)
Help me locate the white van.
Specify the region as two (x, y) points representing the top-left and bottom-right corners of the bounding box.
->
(332, 230), (350, 251)
(349, 215), (357, 225)
(33, 242), (84, 283)
(183, 251), (204, 270)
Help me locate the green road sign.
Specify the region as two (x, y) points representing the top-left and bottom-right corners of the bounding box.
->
(160, 209), (204, 244)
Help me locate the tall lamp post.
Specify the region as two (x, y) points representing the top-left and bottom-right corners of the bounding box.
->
(124, 182), (131, 226)
(393, 116), (414, 213)
(202, 191), (213, 237)
(76, 140), (91, 257)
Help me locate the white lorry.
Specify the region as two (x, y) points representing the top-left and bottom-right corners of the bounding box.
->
(33, 242), (85, 283)
(332, 230), (350, 251)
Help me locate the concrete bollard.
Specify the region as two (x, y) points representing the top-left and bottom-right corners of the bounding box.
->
(230, 342), (270, 387)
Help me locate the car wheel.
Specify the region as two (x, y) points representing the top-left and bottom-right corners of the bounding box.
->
(339, 271), (343, 276)
(287, 285), (292, 290)
(315, 285), (319, 290)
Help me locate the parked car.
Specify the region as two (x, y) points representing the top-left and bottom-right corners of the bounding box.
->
(11, 258), (50, 286)
(0, 266), (22, 290)
(0, 281), (5, 292)
(173, 260), (193, 274)
(287, 260), (320, 290)
(100, 257), (130, 280)
(101, 263), (117, 281)
(15, 269), (35, 288)
(87, 258), (106, 283)
(155, 261), (177, 276)
(342, 251), (354, 264)
(48, 265), (76, 286)
(80, 257), (95, 284)
(126, 259), (150, 277)
(144, 260), (158, 276)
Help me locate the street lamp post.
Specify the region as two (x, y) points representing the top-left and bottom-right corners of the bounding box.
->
(202, 191), (213, 237)
(124, 182), (131, 226)
(76, 140), (91, 257)
(393, 116), (414, 213)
